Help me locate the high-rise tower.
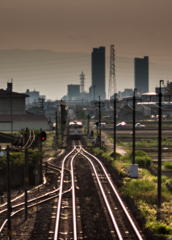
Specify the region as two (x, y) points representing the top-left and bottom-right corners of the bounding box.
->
(134, 56), (149, 94)
(80, 71), (85, 93)
(92, 47), (106, 100)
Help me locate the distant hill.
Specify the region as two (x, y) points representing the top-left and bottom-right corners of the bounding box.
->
(0, 49), (171, 100)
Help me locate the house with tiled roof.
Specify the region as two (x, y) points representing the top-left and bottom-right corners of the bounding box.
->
(0, 82), (51, 131)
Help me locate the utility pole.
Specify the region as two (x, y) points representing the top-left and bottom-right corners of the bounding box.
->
(157, 80), (164, 219)
(132, 88), (137, 165)
(61, 101), (64, 144)
(99, 96), (101, 149)
(114, 94), (117, 160)
(55, 111), (58, 151)
(25, 128), (29, 220)
(87, 114), (90, 138)
(6, 145), (11, 239)
(94, 96), (104, 149)
(40, 128), (43, 183)
(10, 91), (13, 134)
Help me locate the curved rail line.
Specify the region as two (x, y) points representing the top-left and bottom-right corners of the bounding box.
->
(78, 146), (123, 240)
(81, 145), (143, 240)
(54, 141), (143, 240)
(54, 144), (78, 240)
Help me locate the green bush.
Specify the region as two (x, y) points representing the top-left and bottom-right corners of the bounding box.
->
(168, 178), (172, 186)
(120, 179), (157, 204)
(121, 150), (152, 167)
(148, 221), (172, 235)
(0, 148), (43, 169)
(110, 152), (122, 160)
(135, 150), (147, 157)
(162, 161), (172, 170)
(10, 152), (24, 166)
(28, 148), (43, 166)
(0, 156), (7, 168)
(152, 176), (167, 184)
(135, 156), (146, 168)
(120, 178), (171, 205)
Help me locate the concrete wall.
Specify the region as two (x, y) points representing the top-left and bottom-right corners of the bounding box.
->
(0, 97), (25, 115)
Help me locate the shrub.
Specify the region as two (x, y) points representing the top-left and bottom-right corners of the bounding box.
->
(168, 178), (172, 187)
(148, 221), (172, 235)
(10, 152), (24, 166)
(0, 156), (7, 169)
(145, 156), (152, 167)
(135, 150), (147, 157)
(152, 176), (167, 183)
(110, 152), (122, 160)
(120, 179), (157, 204)
(28, 148), (43, 166)
(135, 156), (146, 168)
(121, 150), (152, 167)
(162, 162), (172, 170)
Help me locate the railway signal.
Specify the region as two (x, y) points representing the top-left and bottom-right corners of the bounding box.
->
(41, 131), (46, 141)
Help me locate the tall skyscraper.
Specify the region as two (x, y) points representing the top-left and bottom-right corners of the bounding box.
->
(68, 84), (80, 100)
(134, 56), (149, 94)
(92, 47), (106, 100)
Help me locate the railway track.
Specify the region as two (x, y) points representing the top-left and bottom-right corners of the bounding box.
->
(0, 139), (145, 239)
(53, 140), (144, 240)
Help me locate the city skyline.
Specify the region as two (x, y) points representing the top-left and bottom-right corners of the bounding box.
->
(0, 49), (171, 100)
(0, 0), (172, 99)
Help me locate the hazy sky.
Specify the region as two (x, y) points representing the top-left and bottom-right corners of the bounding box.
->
(0, 0), (172, 99)
(0, 0), (171, 58)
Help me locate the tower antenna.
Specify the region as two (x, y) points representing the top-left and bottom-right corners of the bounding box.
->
(108, 45), (117, 99)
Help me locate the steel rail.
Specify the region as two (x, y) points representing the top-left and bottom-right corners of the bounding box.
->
(54, 145), (77, 240)
(82, 147), (143, 240)
(71, 146), (81, 240)
(47, 162), (71, 172)
(0, 175), (47, 209)
(0, 187), (60, 214)
(0, 187), (72, 234)
(78, 148), (123, 240)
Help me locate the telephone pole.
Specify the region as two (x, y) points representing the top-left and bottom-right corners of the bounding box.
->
(25, 128), (29, 220)
(157, 80), (164, 219)
(94, 96), (104, 149)
(55, 111), (58, 151)
(114, 94), (117, 160)
(87, 114), (90, 138)
(132, 88), (137, 165)
(6, 145), (11, 239)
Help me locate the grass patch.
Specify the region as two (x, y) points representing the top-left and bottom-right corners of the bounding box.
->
(107, 136), (125, 147)
(127, 138), (172, 148)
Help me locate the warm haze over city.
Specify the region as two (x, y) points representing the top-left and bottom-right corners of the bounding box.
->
(0, 0), (172, 100)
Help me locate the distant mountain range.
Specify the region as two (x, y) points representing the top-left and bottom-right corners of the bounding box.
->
(0, 49), (171, 100)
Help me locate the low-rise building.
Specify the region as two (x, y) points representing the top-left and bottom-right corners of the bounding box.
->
(0, 83), (51, 131)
